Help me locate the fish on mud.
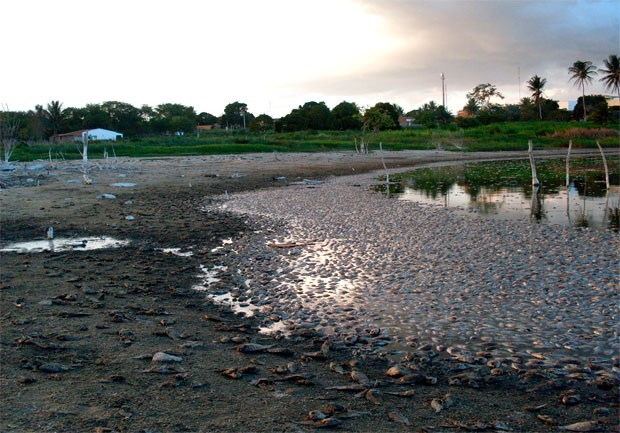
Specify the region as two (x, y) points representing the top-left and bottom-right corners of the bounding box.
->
(236, 343), (274, 353)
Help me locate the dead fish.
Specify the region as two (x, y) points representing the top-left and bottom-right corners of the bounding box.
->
(329, 362), (345, 374)
(366, 389), (382, 405)
(302, 351), (327, 360)
(325, 385), (367, 392)
(537, 415), (557, 425)
(38, 363), (72, 373)
(152, 352), (182, 363)
(430, 398), (444, 413)
(250, 378), (274, 388)
(561, 394), (582, 406)
(219, 367), (241, 379)
(275, 374), (314, 385)
(203, 314), (229, 322)
(558, 421), (602, 432)
(266, 347), (295, 357)
(387, 411), (410, 425)
(384, 390), (416, 398)
(142, 366), (186, 375)
(236, 343), (274, 353)
(351, 370), (370, 386)
(325, 403), (346, 415)
(315, 418), (342, 428)
(398, 373), (426, 385)
(385, 365), (408, 378)
(307, 410), (328, 421)
(320, 340), (331, 355)
(524, 403), (548, 412)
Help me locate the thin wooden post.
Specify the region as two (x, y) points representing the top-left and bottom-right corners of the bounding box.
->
(596, 140), (610, 189)
(82, 132), (92, 184)
(528, 140), (540, 186)
(566, 139), (572, 187)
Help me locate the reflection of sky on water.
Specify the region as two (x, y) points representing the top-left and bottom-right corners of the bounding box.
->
(399, 184), (619, 230)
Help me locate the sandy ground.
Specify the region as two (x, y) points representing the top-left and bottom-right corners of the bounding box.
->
(1, 149), (618, 433)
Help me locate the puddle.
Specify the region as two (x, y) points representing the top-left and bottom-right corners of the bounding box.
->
(1, 237), (130, 253)
(158, 247), (194, 257)
(211, 238), (233, 253)
(111, 183), (136, 187)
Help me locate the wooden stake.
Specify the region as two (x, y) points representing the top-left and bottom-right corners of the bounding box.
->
(566, 139), (572, 187)
(528, 140), (540, 186)
(596, 140), (610, 189)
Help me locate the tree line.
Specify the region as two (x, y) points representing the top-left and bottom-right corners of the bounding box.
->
(2, 55), (618, 143)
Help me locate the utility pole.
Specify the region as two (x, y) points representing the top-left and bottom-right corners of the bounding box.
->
(441, 73), (446, 107)
(518, 66), (521, 101)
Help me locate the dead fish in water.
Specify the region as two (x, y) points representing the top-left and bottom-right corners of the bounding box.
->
(558, 421), (602, 432)
(430, 398), (443, 413)
(236, 343), (274, 353)
(387, 411), (410, 425)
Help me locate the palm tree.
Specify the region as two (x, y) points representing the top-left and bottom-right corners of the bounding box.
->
(599, 54), (620, 101)
(527, 75), (547, 120)
(45, 100), (65, 138)
(568, 60), (597, 121)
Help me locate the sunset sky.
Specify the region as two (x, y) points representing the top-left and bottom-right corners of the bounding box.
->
(5, 0), (619, 117)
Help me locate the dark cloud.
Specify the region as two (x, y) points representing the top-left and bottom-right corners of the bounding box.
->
(300, 0), (619, 111)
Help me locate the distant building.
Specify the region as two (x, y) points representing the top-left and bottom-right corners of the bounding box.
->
(398, 115), (416, 128)
(558, 101), (577, 111)
(604, 95), (619, 107)
(54, 128), (123, 143)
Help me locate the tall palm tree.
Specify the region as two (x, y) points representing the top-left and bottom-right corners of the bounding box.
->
(527, 75), (547, 120)
(599, 54), (620, 101)
(568, 60), (597, 121)
(45, 101), (65, 139)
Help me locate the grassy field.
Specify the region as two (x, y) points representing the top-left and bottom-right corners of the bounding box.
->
(9, 121), (619, 162)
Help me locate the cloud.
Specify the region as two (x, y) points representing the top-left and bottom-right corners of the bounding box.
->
(295, 0), (619, 112)
(4, 0), (618, 116)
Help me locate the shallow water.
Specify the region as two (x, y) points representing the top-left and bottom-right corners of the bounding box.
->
(0, 237), (130, 253)
(378, 158), (620, 231)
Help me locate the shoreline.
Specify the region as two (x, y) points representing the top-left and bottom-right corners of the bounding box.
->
(1, 150), (618, 432)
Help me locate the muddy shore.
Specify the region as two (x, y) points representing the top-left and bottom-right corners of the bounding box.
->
(1, 150), (618, 433)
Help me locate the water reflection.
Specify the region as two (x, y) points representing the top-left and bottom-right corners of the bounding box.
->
(379, 158), (620, 231)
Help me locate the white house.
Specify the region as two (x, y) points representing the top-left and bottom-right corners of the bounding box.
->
(55, 128), (123, 143)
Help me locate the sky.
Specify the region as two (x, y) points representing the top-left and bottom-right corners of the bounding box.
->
(4, 0), (619, 118)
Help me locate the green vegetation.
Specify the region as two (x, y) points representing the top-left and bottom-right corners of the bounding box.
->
(9, 121), (619, 162)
